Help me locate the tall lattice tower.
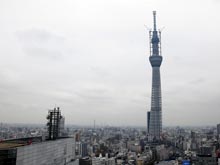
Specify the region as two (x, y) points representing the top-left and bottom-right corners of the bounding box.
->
(147, 11), (163, 141)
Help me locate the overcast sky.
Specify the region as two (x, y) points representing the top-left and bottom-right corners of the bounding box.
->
(0, 0), (220, 126)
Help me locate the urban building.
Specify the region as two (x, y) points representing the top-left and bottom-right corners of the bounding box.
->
(76, 142), (88, 158)
(92, 156), (115, 165)
(147, 11), (163, 141)
(79, 157), (91, 165)
(0, 107), (75, 165)
(217, 124), (220, 138)
(0, 136), (75, 165)
(147, 111), (150, 133)
(194, 154), (216, 165)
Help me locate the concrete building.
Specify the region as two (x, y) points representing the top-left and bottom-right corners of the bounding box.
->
(76, 142), (88, 158)
(127, 142), (142, 153)
(59, 116), (65, 137)
(81, 143), (88, 157)
(0, 107), (75, 165)
(147, 112), (150, 134)
(92, 157), (115, 165)
(147, 11), (163, 141)
(217, 124), (220, 138)
(194, 154), (217, 165)
(0, 136), (75, 165)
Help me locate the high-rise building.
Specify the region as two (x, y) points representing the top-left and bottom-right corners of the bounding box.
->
(217, 124), (220, 140)
(147, 111), (150, 133)
(217, 124), (220, 136)
(76, 142), (88, 158)
(147, 11), (163, 141)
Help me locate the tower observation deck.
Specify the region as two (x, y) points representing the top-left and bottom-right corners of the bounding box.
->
(147, 11), (163, 141)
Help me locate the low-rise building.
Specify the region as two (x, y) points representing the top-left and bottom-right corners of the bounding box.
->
(0, 136), (75, 165)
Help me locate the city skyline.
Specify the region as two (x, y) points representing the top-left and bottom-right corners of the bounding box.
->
(0, 0), (220, 126)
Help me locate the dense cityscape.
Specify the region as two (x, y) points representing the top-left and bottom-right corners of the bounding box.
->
(1, 118), (220, 164)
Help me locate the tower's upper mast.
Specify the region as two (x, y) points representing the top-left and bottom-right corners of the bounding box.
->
(149, 11), (161, 57)
(149, 11), (162, 67)
(153, 11), (157, 31)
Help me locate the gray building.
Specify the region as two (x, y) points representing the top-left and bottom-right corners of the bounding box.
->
(76, 142), (88, 158)
(194, 154), (217, 165)
(147, 111), (150, 133)
(217, 124), (220, 137)
(147, 11), (163, 141)
(0, 136), (75, 165)
(0, 108), (75, 165)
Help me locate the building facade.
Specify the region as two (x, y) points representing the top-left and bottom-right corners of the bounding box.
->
(0, 137), (75, 165)
(217, 124), (220, 138)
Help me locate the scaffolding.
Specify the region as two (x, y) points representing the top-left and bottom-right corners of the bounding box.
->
(46, 107), (61, 140)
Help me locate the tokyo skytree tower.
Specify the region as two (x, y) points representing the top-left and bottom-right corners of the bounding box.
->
(147, 11), (163, 141)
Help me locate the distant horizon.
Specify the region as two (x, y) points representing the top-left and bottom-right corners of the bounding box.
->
(1, 121), (219, 128)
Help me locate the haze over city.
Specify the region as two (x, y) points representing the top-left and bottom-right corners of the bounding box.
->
(0, 0), (220, 126)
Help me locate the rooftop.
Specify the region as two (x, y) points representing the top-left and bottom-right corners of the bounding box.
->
(0, 136), (42, 150)
(0, 136), (70, 150)
(0, 142), (26, 149)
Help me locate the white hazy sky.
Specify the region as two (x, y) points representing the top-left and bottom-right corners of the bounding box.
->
(0, 0), (220, 126)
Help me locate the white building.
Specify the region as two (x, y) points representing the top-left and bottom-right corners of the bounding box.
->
(92, 157), (115, 165)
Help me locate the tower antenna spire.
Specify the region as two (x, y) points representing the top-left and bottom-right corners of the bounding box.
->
(153, 11), (157, 31)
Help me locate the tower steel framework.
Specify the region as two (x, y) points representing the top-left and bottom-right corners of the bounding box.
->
(147, 11), (163, 141)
